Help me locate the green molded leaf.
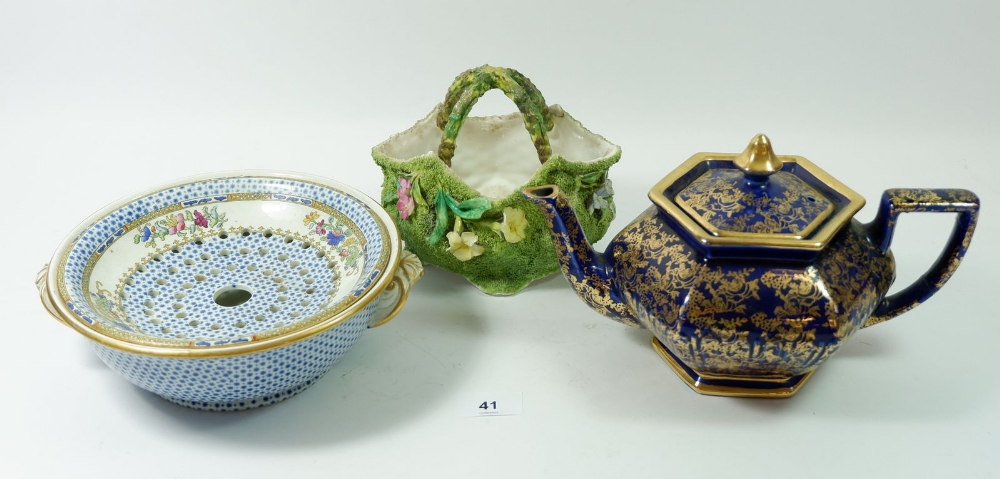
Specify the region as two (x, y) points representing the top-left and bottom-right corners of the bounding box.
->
(580, 170), (606, 187)
(382, 187), (397, 205)
(447, 196), (490, 220)
(411, 177), (428, 208)
(428, 190), (451, 245)
(185, 211), (195, 221)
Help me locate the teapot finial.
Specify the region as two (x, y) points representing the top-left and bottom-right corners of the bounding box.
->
(734, 133), (782, 178)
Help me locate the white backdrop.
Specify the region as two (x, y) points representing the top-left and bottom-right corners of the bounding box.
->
(2, 1), (997, 477)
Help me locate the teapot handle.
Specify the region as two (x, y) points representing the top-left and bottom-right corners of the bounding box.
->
(863, 188), (979, 328)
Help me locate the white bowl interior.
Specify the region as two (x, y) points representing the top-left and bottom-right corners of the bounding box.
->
(57, 174), (391, 348)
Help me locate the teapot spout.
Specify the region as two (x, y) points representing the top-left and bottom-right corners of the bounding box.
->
(523, 185), (639, 327)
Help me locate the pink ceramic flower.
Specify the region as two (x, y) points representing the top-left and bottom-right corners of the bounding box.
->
(397, 178), (415, 219)
(315, 219), (327, 235)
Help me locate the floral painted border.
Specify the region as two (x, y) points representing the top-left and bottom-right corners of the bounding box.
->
(133, 206), (228, 247)
(304, 212), (364, 273)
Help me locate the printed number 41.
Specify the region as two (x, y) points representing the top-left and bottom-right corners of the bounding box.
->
(479, 401), (497, 410)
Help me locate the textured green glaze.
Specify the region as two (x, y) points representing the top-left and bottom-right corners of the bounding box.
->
(372, 151), (619, 295)
(373, 65), (620, 295)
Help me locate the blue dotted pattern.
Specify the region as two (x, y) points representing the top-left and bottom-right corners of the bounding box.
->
(93, 304), (374, 410)
(59, 176), (389, 341)
(121, 231), (345, 341)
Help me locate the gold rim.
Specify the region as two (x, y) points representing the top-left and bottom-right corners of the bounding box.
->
(44, 170), (402, 359)
(652, 337), (813, 398)
(649, 151), (866, 250)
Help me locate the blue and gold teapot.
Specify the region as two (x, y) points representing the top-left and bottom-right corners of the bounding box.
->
(524, 134), (979, 398)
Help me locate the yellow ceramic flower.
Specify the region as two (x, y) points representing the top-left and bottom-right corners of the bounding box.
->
(446, 231), (485, 261)
(500, 207), (527, 243)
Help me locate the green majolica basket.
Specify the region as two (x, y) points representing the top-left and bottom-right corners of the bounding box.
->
(372, 65), (621, 295)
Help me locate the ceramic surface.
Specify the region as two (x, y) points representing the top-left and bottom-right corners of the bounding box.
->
(372, 64), (620, 295)
(525, 134), (980, 398)
(37, 171), (423, 410)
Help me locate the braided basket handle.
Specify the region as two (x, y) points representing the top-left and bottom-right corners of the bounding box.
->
(436, 65), (554, 167)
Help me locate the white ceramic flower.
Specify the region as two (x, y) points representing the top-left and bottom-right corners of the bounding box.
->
(446, 231), (485, 261)
(499, 207), (528, 243)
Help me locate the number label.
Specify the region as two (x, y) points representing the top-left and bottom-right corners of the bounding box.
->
(457, 392), (522, 417)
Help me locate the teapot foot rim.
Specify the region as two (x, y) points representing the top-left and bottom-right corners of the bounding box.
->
(652, 337), (814, 399)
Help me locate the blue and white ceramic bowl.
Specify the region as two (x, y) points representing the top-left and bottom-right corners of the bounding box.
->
(37, 171), (423, 411)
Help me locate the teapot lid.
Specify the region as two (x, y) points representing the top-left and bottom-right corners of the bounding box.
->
(649, 134), (865, 261)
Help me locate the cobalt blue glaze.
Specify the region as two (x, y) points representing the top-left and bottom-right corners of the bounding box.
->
(524, 135), (981, 397)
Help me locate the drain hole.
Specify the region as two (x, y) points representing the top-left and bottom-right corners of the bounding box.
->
(143, 300), (154, 307)
(182, 283), (194, 289)
(258, 248), (269, 256)
(174, 292), (186, 300)
(152, 254), (163, 262)
(219, 249), (230, 257)
(300, 300), (311, 307)
(171, 245), (182, 254)
(278, 254), (289, 261)
(156, 278), (168, 286)
(200, 253), (212, 261)
(277, 295), (288, 302)
(299, 268), (310, 276)
(264, 230), (273, 238)
(235, 321), (246, 328)
(269, 305), (280, 313)
(194, 237), (204, 245)
(272, 277), (284, 284)
(194, 274), (208, 282)
(277, 285), (289, 292)
(304, 278), (315, 285)
(227, 264), (237, 271)
(148, 290), (160, 297)
(241, 229), (251, 237)
(316, 251), (326, 259)
(125, 278), (135, 286)
(301, 242), (311, 250)
(213, 285), (254, 307)
(210, 268), (221, 275)
(219, 232), (229, 240)
(168, 266), (179, 274)
(254, 315), (266, 322)
(175, 312), (188, 319)
(246, 264), (258, 272)
(284, 236), (294, 244)
(239, 248), (250, 255)
(305, 288), (315, 295)
(289, 260), (301, 267)
(262, 269), (273, 277)
(211, 323), (222, 330)
(289, 312), (301, 318)
(184, 259), (196, 266)
(137, 265), (147, 273)
(188, 320), (200, 327)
